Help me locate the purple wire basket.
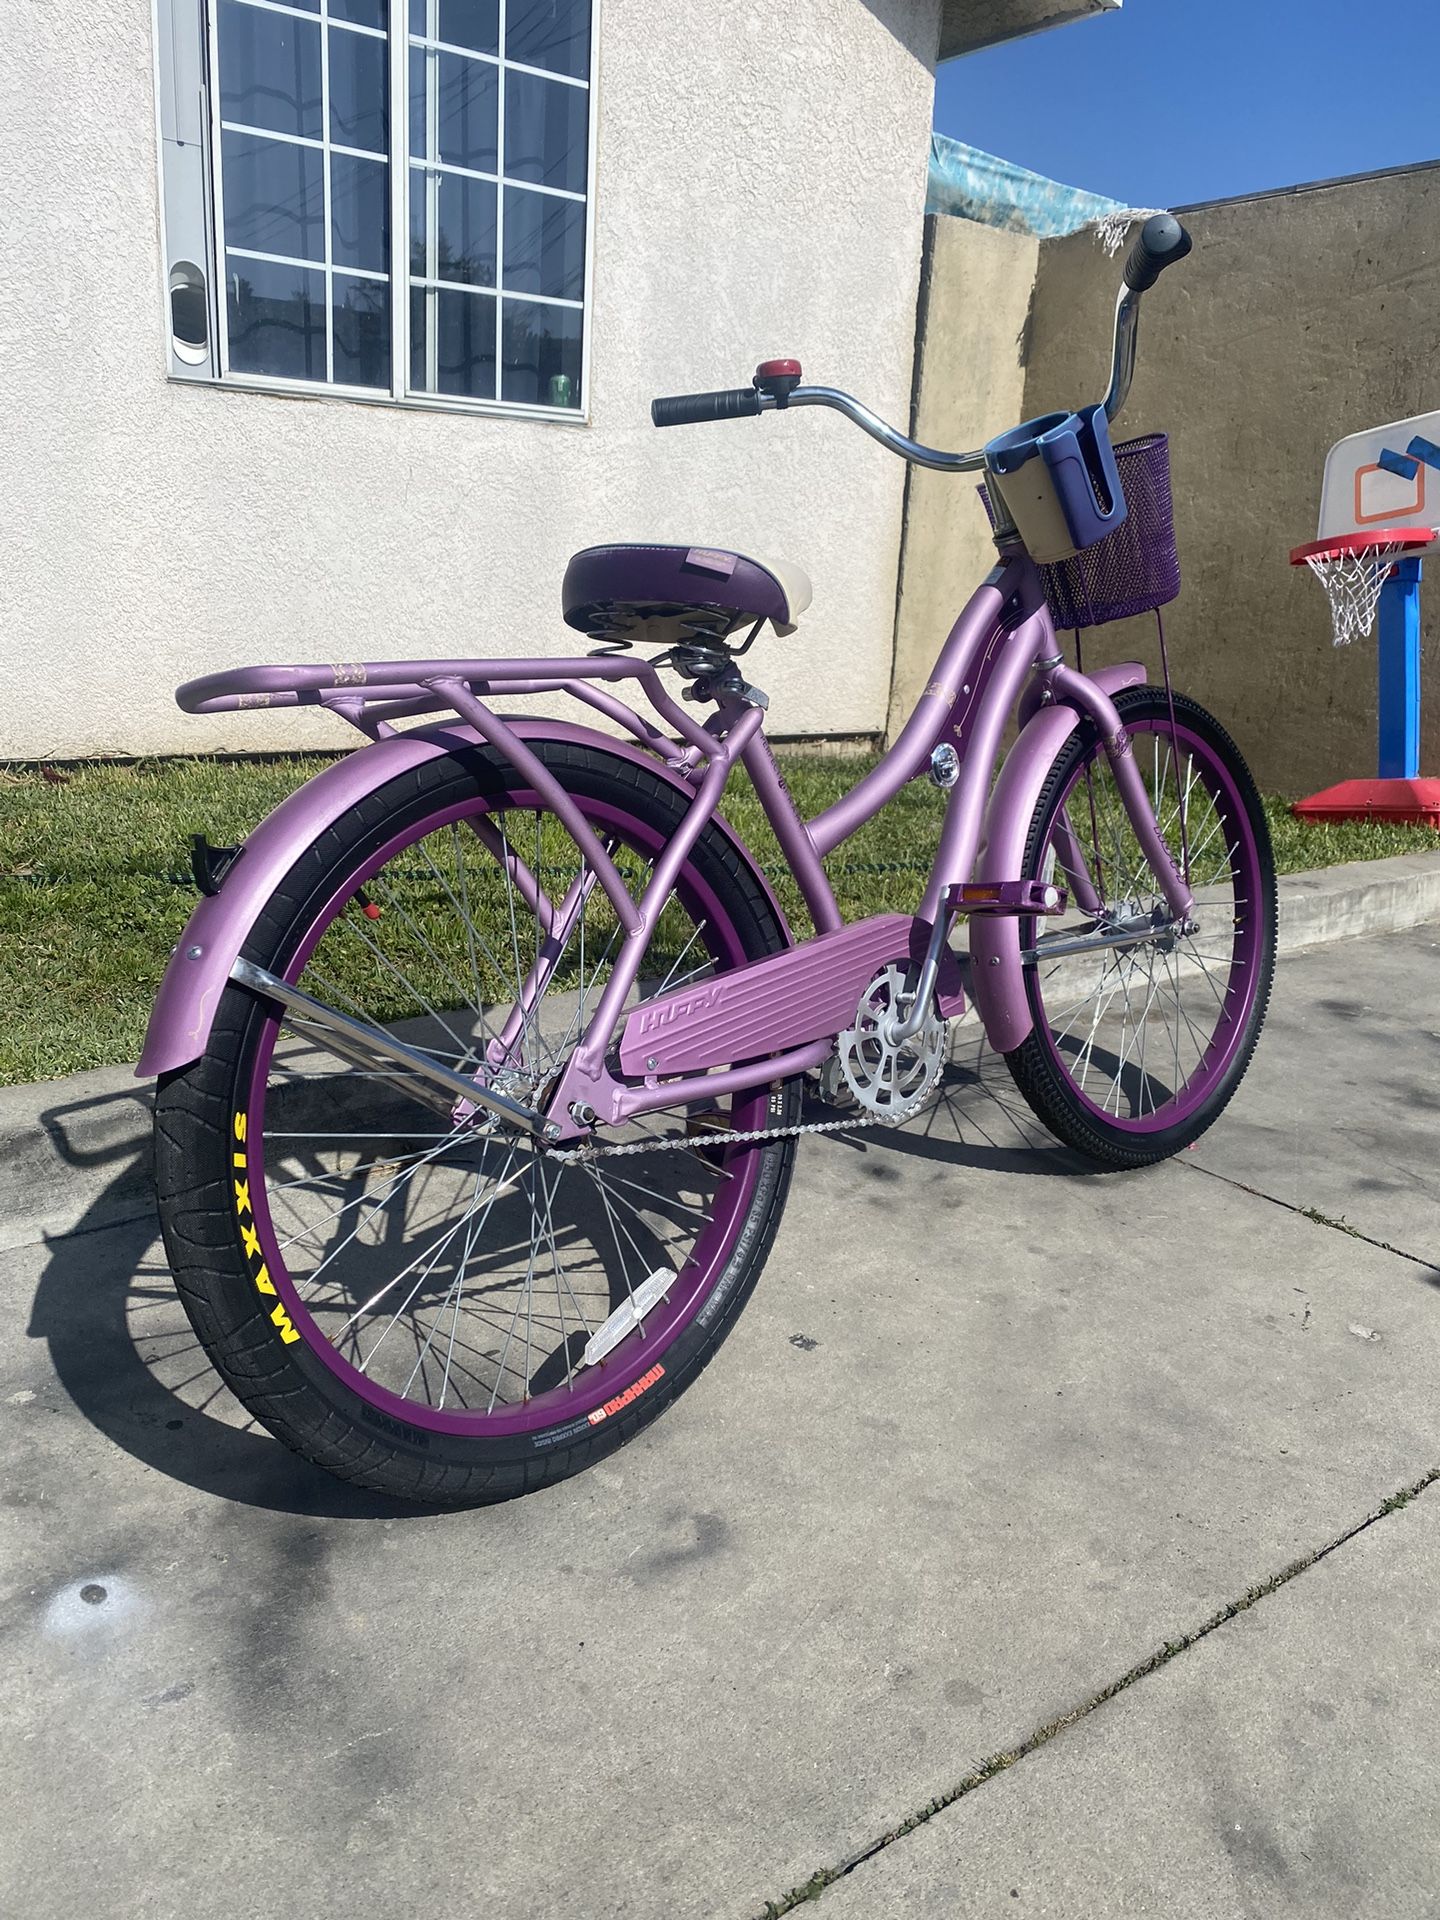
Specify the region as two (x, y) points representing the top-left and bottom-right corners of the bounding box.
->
(981, 432), (1180, 631)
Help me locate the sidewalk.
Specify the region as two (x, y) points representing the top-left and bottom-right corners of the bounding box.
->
(2, 920), (1437, 1919)
(819, 1484), (1438, 1917)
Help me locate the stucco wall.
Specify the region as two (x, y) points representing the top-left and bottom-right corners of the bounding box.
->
(1018, 167), (1440, 794)
(888, 215), (1038, 729)
(0, 0), (941, 758)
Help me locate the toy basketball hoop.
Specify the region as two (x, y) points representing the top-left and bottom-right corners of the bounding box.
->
(1290, 416), (1440, 821)
(1289, 526), (1436, 648)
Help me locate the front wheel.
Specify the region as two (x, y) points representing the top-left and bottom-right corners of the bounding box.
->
(1004, 688), (1276, 1168)
(154, 740), (801, 1507)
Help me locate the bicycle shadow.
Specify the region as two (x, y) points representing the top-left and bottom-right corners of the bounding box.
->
(26, 1083), (440, 1519)
(26, 1028), (1104, 1517)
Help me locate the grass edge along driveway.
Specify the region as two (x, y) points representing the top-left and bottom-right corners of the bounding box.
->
(2, 751), (1434, 1087)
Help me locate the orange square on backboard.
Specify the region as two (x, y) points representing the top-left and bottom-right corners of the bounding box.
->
(1355, 458), (1426, 526)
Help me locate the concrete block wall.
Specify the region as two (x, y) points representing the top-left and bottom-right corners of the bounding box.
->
(893, 164), (1440, 795)
(888, 216), (1038, 729)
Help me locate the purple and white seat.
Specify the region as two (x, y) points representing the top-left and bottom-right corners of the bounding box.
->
(562, 543), (813, 647)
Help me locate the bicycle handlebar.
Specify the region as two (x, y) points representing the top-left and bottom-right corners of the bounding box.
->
(650, 215), (1193, 466)
(651, 388), (763, 427)
(779, 387), (987, 472)
(1122, 212), (1193, 294)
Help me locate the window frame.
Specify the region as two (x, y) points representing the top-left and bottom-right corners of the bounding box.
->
(156, 0), (598, 423)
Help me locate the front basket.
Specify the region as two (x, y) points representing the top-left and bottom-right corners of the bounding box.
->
(981, 432), (1181, 633)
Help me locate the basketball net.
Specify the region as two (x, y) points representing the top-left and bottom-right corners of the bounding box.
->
(1302, 541), (1410, 647)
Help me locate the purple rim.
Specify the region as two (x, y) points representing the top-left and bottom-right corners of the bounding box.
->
(246, 789), (769, 1437)
(1030, 716), (1264, 1134)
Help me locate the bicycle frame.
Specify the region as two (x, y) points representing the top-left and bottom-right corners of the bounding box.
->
(141, 544), (1194, 1140)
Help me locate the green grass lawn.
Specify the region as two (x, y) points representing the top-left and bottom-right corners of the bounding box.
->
(1, 750), (1435, 1087)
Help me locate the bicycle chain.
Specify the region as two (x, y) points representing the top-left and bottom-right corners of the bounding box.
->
(547, 1072), (944, 1164)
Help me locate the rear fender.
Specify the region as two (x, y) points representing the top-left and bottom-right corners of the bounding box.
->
(967, 662), (1145, 1055)
(137, 719), (790, 1078)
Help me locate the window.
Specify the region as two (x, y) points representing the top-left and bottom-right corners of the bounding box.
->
(156, 0), (594, 416)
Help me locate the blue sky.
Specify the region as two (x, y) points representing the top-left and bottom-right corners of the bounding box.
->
(933, 0), (1440, 209)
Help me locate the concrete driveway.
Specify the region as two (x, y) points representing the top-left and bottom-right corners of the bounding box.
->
(3, 924), (1437, 1919)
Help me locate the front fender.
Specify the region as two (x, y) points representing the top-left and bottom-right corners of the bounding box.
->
(967, 662), (1145, 1055)
(137, 719), (791, 1078)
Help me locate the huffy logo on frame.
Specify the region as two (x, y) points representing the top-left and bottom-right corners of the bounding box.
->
(631, 981), (726, 1038)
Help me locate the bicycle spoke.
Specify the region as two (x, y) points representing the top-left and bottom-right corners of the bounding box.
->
(1028, 712), (1261, 1130)
(338, 914), (475, 1059)
(240, 784), (755, 1427)
(276, 1125), (475, 1259)
(497, 815), (528, 1026)
(348, 1144), (521, 1343)
(434, 1171), (490, 1408)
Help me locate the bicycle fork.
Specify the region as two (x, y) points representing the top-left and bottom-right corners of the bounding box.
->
(967, 657), (1195, 1056)
(1042, 660), (1193, 919)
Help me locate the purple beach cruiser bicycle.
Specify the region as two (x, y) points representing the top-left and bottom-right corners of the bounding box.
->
(145, 217), (1275, 1506)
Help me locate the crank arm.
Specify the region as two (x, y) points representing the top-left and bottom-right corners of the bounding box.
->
(1022, 915), (1183, 965)
(230, 958), (550, 1137)
(885, 906), (953, 1046)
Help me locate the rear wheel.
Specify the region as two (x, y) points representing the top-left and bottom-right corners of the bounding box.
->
(1004, 688), (1275, 1167)
(155, 740), (800, 1506)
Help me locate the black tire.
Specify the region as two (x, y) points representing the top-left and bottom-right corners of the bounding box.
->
(154, 739), (801, 1507)
(1003, 688), (1276, 1169)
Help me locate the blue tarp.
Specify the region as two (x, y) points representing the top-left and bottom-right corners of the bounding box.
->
(927, 131), (1129, 238)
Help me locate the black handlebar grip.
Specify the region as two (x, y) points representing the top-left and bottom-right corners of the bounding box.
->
(1123, 213), (1194, 294)
(651, 388), (764, 428)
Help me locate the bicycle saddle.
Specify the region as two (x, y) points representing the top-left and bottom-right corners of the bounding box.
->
(562, 543), (813, 647)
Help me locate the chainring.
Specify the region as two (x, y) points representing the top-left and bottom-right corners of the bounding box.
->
(836, 963), (946, 1120)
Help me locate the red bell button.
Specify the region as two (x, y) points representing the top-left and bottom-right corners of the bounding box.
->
(753, 359), (802, 406)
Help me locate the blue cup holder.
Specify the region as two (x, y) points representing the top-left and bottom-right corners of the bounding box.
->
(984, 405), (1128, 563)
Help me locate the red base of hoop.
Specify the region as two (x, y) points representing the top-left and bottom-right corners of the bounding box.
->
(1292, 778), (1440, 829)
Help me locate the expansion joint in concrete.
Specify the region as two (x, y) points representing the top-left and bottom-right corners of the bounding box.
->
(1183, 1159), (1440, 1279)
(752, 1469), (1440, 1919)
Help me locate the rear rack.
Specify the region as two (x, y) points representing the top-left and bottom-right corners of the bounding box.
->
(175, 652), (720, 769)
(178, 652), (778, 939)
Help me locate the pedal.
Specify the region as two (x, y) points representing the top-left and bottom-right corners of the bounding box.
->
(190, 833), (243, 897)
(813, 1053), (856, 1110)
(949, 879), (1067, 916)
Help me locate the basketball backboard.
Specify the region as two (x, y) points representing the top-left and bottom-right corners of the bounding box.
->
(1318, 409), (1440, 540)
